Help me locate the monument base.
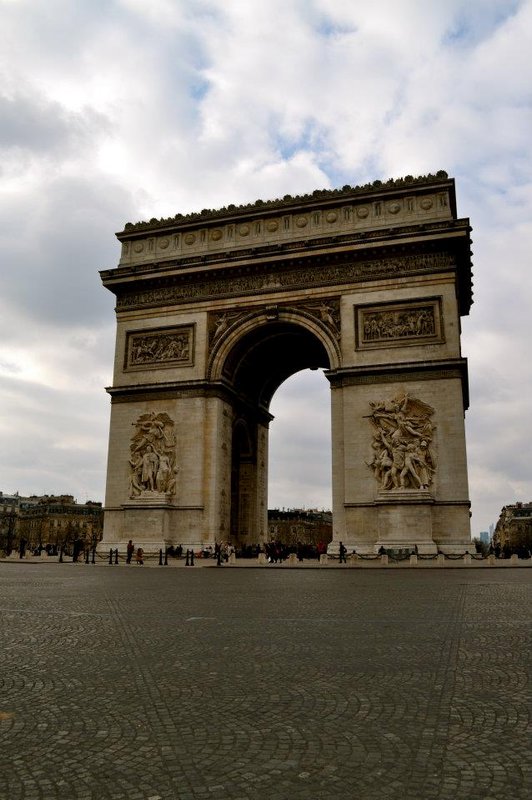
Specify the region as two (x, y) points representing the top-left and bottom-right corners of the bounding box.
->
(126, 492), (172, 506)
(375, 489), (437, 554)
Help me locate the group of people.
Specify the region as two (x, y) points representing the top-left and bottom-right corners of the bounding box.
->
(126, 540), (144, 565)
(264, 540), (330, 563)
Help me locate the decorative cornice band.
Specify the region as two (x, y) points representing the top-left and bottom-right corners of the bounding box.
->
(119, 172), (453, 234)
(344, 500), (471, 508)
(114, 251), (458, 312)
(105, 218), (470, 283)
(326, 358), (469, 409)
(107, 380), (274, 424)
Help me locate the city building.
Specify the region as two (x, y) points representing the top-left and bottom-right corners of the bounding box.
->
(267, 509), (332, 548)
(0, 492), (21, 554)
(0, 493), (103, 555)
(492, 502), (532, 555)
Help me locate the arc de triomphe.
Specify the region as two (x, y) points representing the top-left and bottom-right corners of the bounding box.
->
(99, 172), (472, 555)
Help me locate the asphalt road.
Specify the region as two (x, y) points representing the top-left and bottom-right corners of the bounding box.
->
(0, 564), (530, 800)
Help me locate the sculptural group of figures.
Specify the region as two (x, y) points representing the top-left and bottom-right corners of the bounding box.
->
(130, 332), (190, 365)
(367, 394), (436, 491)
(363, 307), (434, 341)
(129, 412), (178, 497)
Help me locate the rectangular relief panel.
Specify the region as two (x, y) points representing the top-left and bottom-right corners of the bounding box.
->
(124, 324), (195, 371)
(355, 297), (443, 351)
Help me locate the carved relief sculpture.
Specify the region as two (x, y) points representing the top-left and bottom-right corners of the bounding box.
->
(356, 299), (442, 350)
(367, 393), (436, 491)
(300, 298), (341, 340)
(129, 412), (178, 498)
(209, 310), (246, 347)
(125, 325), (193, 369)
(118, 253), (455, 311)
(363, 306), (435, 341)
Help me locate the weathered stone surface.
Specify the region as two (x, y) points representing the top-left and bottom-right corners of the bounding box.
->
(100, 175), (472, 555)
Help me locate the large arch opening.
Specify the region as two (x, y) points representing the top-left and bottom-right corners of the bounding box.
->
(268, 369), (332, 553)
(268, 370), (332, 511)
(218, 319), (334, 547)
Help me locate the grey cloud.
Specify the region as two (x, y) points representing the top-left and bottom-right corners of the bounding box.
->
(0, 175), (131, 330)
(0, 373), (109, 500)
(0, 91), (109, 155)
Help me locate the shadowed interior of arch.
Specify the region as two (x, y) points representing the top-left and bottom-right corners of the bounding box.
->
(221, 321), (331, 411)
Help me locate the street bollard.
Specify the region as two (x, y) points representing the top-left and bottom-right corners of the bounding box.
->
(91, 547), (96, 565)
(59, 546), (63, 563)
(114, 548), (119, 565)
(164, 549), (168, 566)
(158, 549), (163, 566)
(190, 550), (195, 566)
(109, 548), (113, 565)
(185, 550), (190, 566)
(85, 549), (90, 564)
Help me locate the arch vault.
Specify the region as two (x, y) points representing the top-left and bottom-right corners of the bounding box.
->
(100, 172), (473, 555)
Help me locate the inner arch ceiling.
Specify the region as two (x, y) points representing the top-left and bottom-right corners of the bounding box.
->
(221, 322), (331, 411)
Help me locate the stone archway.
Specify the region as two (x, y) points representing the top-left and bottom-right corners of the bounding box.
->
(100, 172), (473, 555)
(209, 312), (337, 547)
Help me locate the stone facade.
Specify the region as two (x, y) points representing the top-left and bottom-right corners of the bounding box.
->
(100, 172), (473, 554)
(268, 509), (333, 548)
(493, 502), (532, 553)
(0, 494), (103, 555)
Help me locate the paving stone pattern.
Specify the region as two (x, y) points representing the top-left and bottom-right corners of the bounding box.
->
(0, 565), (530, 800)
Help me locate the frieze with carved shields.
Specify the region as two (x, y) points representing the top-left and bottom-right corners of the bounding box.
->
(129, 412), (178, 498)
(366, 393), (436, 491)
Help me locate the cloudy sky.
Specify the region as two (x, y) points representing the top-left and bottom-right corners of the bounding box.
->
(1, 0), (531, 537)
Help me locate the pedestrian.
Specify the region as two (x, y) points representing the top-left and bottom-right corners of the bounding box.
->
(126, 539), (135, 564)
(72, 538), (83, 563)
(339, 541), (347, 563)
(136, 546), (144, 565)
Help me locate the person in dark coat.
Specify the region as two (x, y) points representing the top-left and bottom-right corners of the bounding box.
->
(126, 540), (135, 564)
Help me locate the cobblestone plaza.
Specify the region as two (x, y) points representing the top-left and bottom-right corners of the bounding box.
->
(0, 564), (530, 799)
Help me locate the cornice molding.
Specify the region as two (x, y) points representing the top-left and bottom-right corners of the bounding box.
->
(326, 358), (470, 409)
(119, 172), (453, 235)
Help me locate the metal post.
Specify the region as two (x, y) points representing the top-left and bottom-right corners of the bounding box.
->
(109, 548), (113, 565)
(114, 548), (119, 565)
(164, 548), (168, 566)
(190, 549), (195, 566)
(158, 549), (163, 566)
(91, 547), (96, 564)
(59, 546), (63, 563)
